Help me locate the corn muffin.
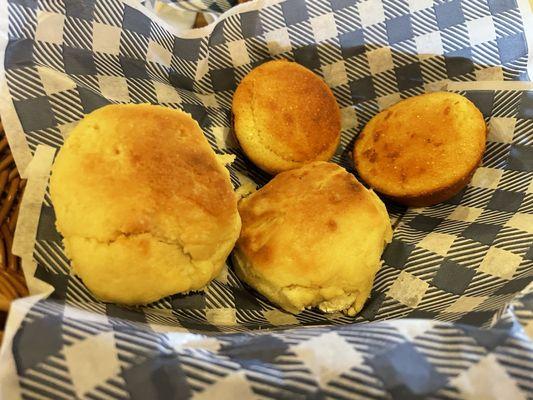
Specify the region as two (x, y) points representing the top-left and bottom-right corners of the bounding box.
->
(232, 60), (341, 174)
(354, 92), (486, 207)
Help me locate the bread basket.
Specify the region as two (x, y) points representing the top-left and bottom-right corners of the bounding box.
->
(0, 122), (28, 343)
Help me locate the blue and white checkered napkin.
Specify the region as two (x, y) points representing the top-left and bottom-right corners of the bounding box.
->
(0, 0), (532, 398)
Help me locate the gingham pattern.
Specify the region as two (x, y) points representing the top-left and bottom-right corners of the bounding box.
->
(29, 86), (533, 331)
(7, 289), (533, 399)
(1, 0), (532, 398)
(156, 0), (239, 13)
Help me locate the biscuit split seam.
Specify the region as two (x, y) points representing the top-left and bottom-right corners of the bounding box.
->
(67, 232), (193, 260)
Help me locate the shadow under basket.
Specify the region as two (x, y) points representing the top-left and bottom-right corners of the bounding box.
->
(0, 121), (29, 344)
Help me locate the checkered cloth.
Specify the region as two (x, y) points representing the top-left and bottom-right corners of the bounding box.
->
(0, 0), (532, 398)
(155, 0), (239, 12)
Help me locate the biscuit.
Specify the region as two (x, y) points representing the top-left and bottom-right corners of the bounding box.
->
(50, 104), (241, 304)
(233, 162), (392, 316)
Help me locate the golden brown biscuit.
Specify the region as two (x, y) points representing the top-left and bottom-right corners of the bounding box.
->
(50, 104), (241, 305)
(233, 162), (392, 316)
(354, 92), (486, 207)
(232, 60), (341, 174)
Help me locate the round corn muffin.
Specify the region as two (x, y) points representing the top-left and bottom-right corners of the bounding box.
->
(232, 60), (341, 174)
(354, 92), (486, 207)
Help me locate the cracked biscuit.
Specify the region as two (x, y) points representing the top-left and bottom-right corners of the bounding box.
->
(50, 104), (241, 305)
(232, 60), (341, 175)
(354, 92), (486, 207)
(233, 162), (392, 316)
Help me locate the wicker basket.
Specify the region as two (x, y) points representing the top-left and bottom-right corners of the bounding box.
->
(0, 122), (28, 343)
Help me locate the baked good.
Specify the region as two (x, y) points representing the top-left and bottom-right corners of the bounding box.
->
(50, 104), (241, 305)
(354, 92), (486, 207)
(233, 162), (392, 316)
(232, 60), (341, 174)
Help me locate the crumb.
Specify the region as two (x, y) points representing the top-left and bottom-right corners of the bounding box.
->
(216, 153), (236, 165)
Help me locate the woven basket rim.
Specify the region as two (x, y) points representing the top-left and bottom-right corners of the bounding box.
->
(0, 121), (28, 337)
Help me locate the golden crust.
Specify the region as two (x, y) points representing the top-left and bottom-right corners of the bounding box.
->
(232, 60), (341, 174)
(50, 104), (241, 304)
(234, 162), (392, 315)
(354, 92), (486, 207)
